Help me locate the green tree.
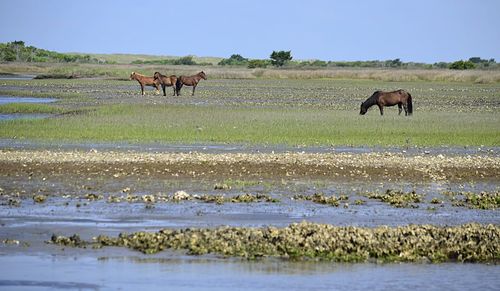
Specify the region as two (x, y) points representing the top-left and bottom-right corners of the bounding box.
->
(270, 50), (292, 67)
(449, 60), (475, 70)
(385, 58), (402, 67)
(247, 59), (269, 68)
(218, 54), (248, 66)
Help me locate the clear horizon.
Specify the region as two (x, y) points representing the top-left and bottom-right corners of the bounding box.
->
(1, 0), (499, 63)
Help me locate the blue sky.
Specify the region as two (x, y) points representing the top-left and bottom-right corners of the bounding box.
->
(0, 0), (499, 63)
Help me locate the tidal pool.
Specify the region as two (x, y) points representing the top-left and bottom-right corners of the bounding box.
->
(0, 96), (57, 121)
(0, 96), (56, 105)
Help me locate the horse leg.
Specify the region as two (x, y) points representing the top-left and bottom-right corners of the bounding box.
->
(172, 86), (176, 96)
(403, 103), (408, 116)
(162, 85), (167, 96)
(177, 84), (183, 96)
(192, 85), (196, 96)
(378, 104), (384, 116)
(398, 104), (403, 115)
(141, 84), (145, 96)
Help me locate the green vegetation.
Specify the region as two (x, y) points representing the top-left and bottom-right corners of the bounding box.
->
(0, 41), (99, 63)
(0, 77), (498, 147)
(218, 54), (249, 66)
(131, 55), (213, 66)
(0, 103), (66, 114)
(444, 191), (500, 210)
(270, 50), (293, 67)
(366, 190), (423, 208)
(50, 222), (500, 262)
(293, 193), (349, 207)
(1, 103), (498, 146)
(1, 62), (499, 82)
(247, 59), (269, 68)
(449, 60), (476, 70)
(1, 41), (497, 72)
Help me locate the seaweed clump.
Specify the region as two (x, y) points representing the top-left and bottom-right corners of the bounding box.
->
(444, 191), (499, 210)
(50, 234), (87, 248)
(293, 193), (348, 207)
(51, 222), (500, 263)
(367, 189), (422, 208)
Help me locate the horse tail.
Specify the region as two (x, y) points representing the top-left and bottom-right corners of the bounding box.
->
(407, 92), (413, 115)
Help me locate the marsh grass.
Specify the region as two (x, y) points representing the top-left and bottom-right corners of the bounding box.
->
(1, 62), (499, 83)
(1, 104), (498, 146)
(0, 89), (82, 100)
(0, 103), (66, 114)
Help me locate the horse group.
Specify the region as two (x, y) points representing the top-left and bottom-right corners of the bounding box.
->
(130, 71), (207, 96)
(130, 71), (412, 116)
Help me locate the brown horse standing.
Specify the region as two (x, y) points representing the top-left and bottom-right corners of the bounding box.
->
(360, 89), (413, 116)
(130, 72), (160, 95)
(175, 71), (207, 96)
(153, 72), (178, 96)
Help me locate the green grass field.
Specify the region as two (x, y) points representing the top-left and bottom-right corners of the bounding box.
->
(1, 104), (498, 146)
(0, 75), (499, 147)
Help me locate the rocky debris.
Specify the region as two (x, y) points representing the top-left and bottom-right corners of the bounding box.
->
(32, 194), (47, 203)
(214, 183), (231, 190)
(173, 190), (190, 201)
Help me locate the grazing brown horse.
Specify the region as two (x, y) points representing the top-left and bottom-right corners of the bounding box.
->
(360, 89), (413, 116)
(175, 71), (207, 96)
(130, 72), (160, 95)
(153, 72), (178, 96)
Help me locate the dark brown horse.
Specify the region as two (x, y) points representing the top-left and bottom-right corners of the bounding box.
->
(130, 72), (160, 95)
(360, 89), (413, 116)
(153, 72), (178, 96)
(175, 71), (207, 96)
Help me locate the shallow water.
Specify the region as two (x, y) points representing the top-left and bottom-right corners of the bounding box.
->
(0, 96), (56, 105)
(0, 255), (498, 291)
(0, 96), (57, 121)
(0, 74), (35, 80)
(0, 138), (498, 156)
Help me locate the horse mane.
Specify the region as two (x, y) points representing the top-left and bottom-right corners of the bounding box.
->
(363, 91), (380, 107)
(131, 72), (147, 77)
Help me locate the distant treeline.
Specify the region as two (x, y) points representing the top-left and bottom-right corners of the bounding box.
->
(1, 41), (497, 70)
(131, 56), (213, 66)
(0, 41), (104, 63)
(218, 54), (498, 70)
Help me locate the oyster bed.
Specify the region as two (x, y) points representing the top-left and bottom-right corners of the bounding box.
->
(51, 222), (499, 263)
